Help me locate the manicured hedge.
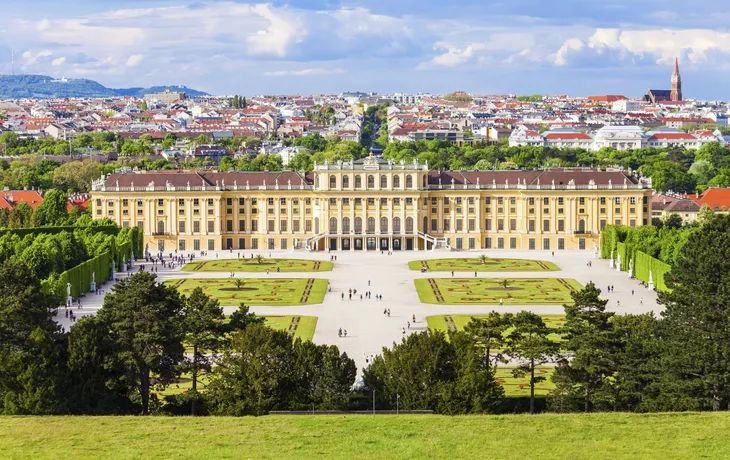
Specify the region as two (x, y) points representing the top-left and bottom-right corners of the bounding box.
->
(0, 225), (119, 238)
(43, 252), (112, 299)
(616, 242), (627, 271)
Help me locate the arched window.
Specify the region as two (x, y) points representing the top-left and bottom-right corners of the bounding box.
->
(343, 175), (349, 189)
(329, 175), (336, 189)
(315, 176), (320, 189)
(315, 217), (320, 234)
(355, 175), (362, 188)
(578, 219), (586, 233)
(380, 217), (388, 233)
(157, 221), (165, 234)
(423, 216), (428, 232)
(367, 217), (375, 233)
(367, 175), (375, 188)
(329, 217), (337, 233)
(422, 176), (427, 188)
(380, 175), (388, 189)
(355, 217), (363, 234)
(342, 217), (351, 234)
(406, 217), (414, 234)
(393, 217), (401, 234)
(406, 175), (413, 189)
(393, 175), (400, 188)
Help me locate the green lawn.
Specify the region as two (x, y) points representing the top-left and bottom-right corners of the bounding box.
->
(2, 413), (730, 459)
(496, 366), (556, 396)
(166, 278), (328, 306)
(415, 278), (582, 305)
(409, 258), (559, 272)
(264, 315), (318, 342)
(182, 258), (333, 272)
(426, 314), (565, 343)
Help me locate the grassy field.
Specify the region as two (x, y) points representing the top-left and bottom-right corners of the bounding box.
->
(2, 413), (729, 459)
(426, 314), (565, 343)
(166, 278), (328, 306)
(264, 315), (318, 342)
(415, 278), (582, 305)
(409, 258), (559, 272)
(496, 366), (556, 396)
(182, 258), (333, 272)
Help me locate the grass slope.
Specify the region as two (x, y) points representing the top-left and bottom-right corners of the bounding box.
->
(415, 278), (582, 305)
(182, 258), (334, 272)
(409, 258), (559, 272)
(2, 414), (728, 459)
(166, 278), (328, 306)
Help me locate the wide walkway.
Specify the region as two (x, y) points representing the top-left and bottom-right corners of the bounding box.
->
(54, 249), (661, 376)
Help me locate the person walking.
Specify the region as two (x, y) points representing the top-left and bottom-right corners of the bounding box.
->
(412, 314), (416, 323)
(499, 298), (503, 306)
(368, 280), (371, 286)
(341, 293), (344, 301)
(451, 271), (454, 277)
(640, 297), (644, 306)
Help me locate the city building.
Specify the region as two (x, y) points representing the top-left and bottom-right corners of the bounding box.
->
(645, 58), (683, 103)
(143, 90), (188, 104)
(91, 158), (652, 253)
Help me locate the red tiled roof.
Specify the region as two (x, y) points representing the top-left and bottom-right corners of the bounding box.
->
(695, 188), (730, 210)
(0, 191), (44, 210)
(648, 133), (696, 140)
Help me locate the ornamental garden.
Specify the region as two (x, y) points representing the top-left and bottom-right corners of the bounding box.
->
(414, 277), (582, 305)
(166, 277), (328, 306)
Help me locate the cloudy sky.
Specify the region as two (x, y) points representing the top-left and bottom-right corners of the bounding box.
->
(1, 0), (728, 98)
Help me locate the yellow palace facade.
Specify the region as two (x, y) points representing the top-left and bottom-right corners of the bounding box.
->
(91, 157), (652, 253)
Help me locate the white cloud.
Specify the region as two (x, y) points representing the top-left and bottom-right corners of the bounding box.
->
(126, 54), (144, 67)
(554, 28), (730, 66)
(51, 57), (66, 66)
(264, 68), (345, 77)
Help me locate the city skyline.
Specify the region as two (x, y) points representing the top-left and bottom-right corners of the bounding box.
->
(0, 0), (727, 98)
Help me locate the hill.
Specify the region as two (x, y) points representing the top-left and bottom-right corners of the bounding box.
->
(0, 75), (209, 99)
(1, 413), (727, 459)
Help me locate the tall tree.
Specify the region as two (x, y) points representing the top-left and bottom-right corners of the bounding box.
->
(552, 282), (618, 412)
(659, 214), (730, 411)
(33, 189), (68, 226)
(505, 311), (559, 414)
(182, 287), (224, 415)
(97, 272), (185, 414)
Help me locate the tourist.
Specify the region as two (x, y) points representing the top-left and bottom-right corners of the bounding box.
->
(451, 271), (454, 277)
(387, 309), (391, 317)
(632, 289), (634, 296)
(338, 328), (342, 337)
(349, 293), (352, 300)
(640, 297), (644, 305)
(266, 269), (269, 275)
(344, 329), (348, 337)
(360, 295), (363, 301)
(402, 327), (406, 336)
(383, 308), (387, 316)
(412, 314), (416, 323)
(499, 298), (503, 306)
(475, 271), (477, 277)
(341, 293), (344, 301)
(368, 280), (371, 286)
(407, 321), (410, 329)
(617, 300), (621, 308)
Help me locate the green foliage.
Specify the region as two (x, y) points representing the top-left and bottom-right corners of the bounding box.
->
(658, 214), (730, 410)
(97, 272), (186, 414)
(363, 330), (504, 414)
(516, 94), (543, 102)
(207, 323), (355, 415)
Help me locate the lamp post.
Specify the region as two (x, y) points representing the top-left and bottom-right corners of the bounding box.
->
(372, 390), (376, 415)
(396, 394), (400, 416)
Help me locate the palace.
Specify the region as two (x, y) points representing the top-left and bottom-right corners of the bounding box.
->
(91, 157), (652, 253)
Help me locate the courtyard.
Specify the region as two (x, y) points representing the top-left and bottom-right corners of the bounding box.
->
(55, 249), (661, 376)
(414, 278), (583, 305)
(165, 278), (328, 306)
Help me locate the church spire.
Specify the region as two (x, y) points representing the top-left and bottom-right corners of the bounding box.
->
(670, 56), (682, 102)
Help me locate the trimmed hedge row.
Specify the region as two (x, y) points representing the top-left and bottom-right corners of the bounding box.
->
(43, 252), (111, 299)
(0, 225), (119, 238)
(601, 227), (672, 292)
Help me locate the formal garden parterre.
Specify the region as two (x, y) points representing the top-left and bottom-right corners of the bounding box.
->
(166, 278), (328, 306)
(182, 258), (333, 273)
(409, 257), (560, 272)
(415, 278), (582, 305)
(427, 314), (565, 343)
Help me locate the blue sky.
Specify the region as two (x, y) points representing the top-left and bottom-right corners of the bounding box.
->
(1, 0), (728, 98)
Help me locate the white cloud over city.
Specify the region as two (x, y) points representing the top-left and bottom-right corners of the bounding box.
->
(1, 0), (729, 97)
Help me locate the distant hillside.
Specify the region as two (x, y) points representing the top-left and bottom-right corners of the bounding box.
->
(0, 75), (209, 99)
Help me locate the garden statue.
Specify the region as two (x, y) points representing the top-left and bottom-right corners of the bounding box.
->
(628, 260), (633, 279)
(616, 254), (622, 272)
